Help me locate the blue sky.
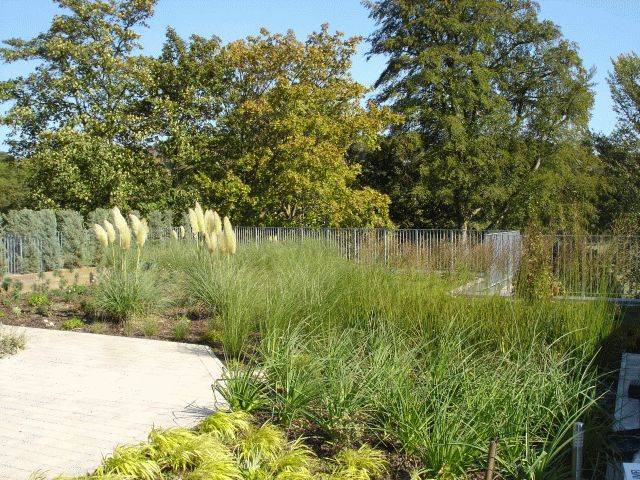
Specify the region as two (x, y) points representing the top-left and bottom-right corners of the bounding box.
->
(1, 0), (639, 148)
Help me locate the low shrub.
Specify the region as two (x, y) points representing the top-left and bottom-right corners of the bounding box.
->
(0, 330), (25, 357)
(60, 317), (84, 330)
(88, 321), (108, 334)
(27, 292), (51, 315)
(139, 316), (159, 337)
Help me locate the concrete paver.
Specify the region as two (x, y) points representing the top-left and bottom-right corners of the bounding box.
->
(0, 326), (225, 479)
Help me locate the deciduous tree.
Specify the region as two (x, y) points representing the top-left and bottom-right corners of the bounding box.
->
(364, 0), (598, 230)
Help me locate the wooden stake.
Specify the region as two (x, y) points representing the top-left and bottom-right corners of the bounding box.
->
(485, 438), (498, 480)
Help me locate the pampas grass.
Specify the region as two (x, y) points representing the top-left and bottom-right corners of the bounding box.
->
(93, 224), (109, 248)
(112, 207), (131, 252)
(180, 225), (186, 239)
(103, 220), (116, 244)
(194, 202), (206, 234)
(171, 230), (179, 240)
(134, 219), (149, 247)
(223, 217), (236, 255)
(204, 231), (218, 254)
(188, 209), (200, 236)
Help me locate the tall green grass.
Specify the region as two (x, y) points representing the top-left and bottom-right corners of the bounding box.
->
(150, 239), (617, 478)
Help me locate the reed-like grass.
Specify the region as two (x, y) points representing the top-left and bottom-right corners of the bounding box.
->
(147, 239), (617, 478)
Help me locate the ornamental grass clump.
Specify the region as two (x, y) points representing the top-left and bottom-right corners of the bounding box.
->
(90, 207), (161, 322)
(43, 410), (388, 480)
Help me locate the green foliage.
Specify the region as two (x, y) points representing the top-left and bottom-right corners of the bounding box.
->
(87, 208), (112, 227)
(171, 316), (190, 341)
(609, 52), (640, 141)
(332, 445), (388, 480)
(595, 53), (640, 231)
(90, 268), (163, 323)
(363, 0), (598, 229)
(47, 409), (386, 480)
(152, 241), (615, 477)
(197, 410), (252, 443)
(513, 228), (561, 300)
(147, 210), (173, 237)
(57, 210), (91, 267)
(1, 1), (393, 226)
(27, 292), (51, 315)
(0, 152), (28, 211)
(214, 367), (266, 414)
(96, 445), (161, 480)
(3, 208), (63, 271)
(60, 317), (84, 330)
(139, 316), (159, 337)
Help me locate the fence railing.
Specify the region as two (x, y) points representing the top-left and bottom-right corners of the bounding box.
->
(1, 226), (639, 299)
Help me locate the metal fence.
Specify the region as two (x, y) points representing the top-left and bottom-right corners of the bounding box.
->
(2, 226), (640, 299)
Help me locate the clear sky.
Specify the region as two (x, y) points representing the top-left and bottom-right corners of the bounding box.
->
(1, 0), (639, 148)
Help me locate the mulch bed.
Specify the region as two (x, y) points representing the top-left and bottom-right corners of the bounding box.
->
(0, 289), (225, 359)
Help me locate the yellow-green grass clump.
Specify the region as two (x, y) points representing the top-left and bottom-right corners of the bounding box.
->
(38, 410), (388, 480)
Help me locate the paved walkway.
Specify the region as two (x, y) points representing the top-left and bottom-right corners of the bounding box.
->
(0, 326), (225, 479)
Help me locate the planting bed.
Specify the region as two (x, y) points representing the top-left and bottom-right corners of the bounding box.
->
(0, 223), (634, 479)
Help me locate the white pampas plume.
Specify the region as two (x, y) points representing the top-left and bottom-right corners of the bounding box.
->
(188, 208), (200, 235)
(204, 209), (216, 236)
(194, 202), (206, 234)
(212, 211), (222, 235)
(93, 224), (109, 248)
(128, 213), (141, 235)
(204, 231), (218, 254)
(179, 226), (185, 239)
(120, 224), (131, 250)
(171, 230), (178, 240)
(111, 207), (131, 250)
(135, 219), (149, 247)
(222, 216), (237, 254)
(103, 220), (116, 244)
(218, 231), (227, 254)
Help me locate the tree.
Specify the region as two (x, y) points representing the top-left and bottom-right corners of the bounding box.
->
(150, 26), (395, 226)
(594, 53), (640, 231)
(364, 0), (598, 230)
(609, 52), (640, 142)
(0, 151), (28, 211)
(0, 0), (168, 213)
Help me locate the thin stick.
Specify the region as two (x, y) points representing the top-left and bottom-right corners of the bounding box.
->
(485, 438), (498, 480)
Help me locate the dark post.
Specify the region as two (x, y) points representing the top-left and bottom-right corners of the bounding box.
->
(485, 438), (497, 480)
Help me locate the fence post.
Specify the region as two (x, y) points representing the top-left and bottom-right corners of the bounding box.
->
(572, 421), (584, 480)
(353, 228), (357, 261)
(383, 229), (389, 265)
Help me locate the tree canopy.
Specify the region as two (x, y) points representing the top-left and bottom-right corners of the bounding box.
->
(0, 0), (636, 231)
(0, 0), (393, 226)
(363, 0), (598, 230)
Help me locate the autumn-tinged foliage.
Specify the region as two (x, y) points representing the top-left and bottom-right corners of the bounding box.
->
(1, 1), (393, 226)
